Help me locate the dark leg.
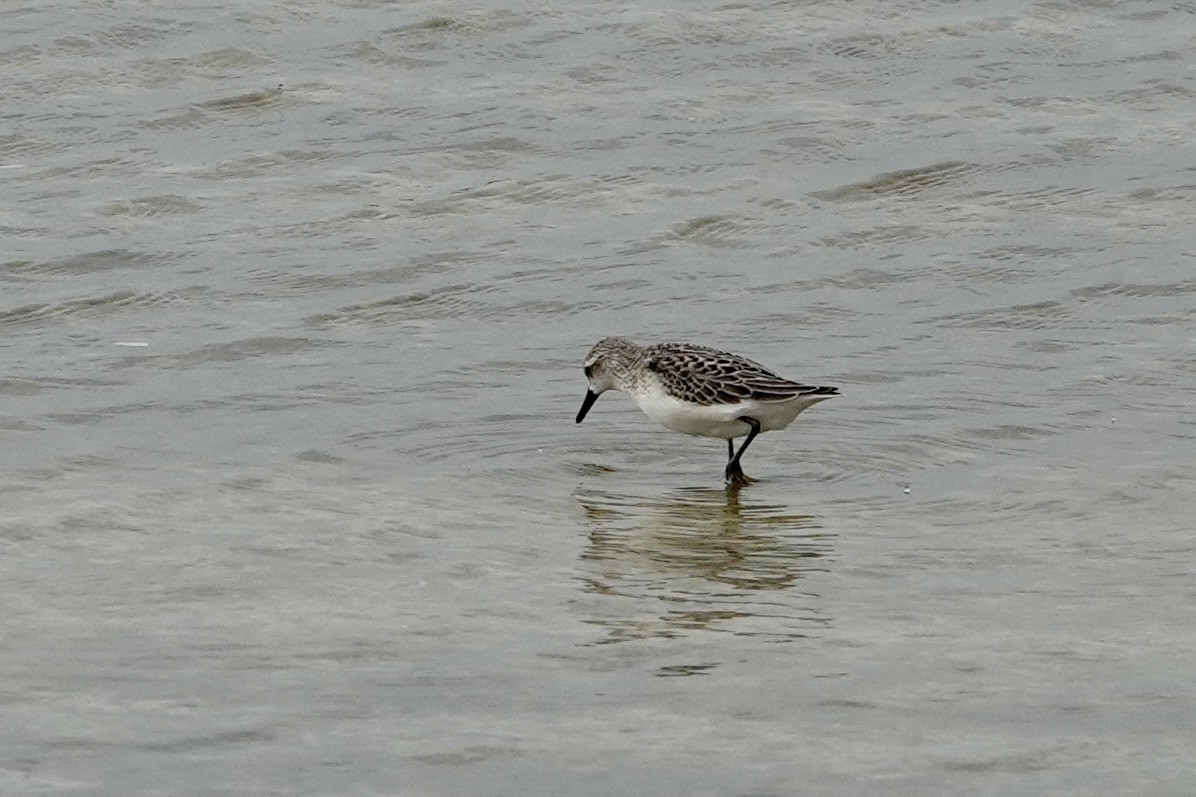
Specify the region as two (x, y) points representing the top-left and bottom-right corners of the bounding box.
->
(727, 439), (734, 461)
(724, 416), (761, 486)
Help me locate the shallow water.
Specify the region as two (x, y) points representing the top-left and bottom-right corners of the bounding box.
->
(2, 0), (1195, 794)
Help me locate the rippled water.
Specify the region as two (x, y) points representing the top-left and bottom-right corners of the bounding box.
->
(3, 0), (1195, 794)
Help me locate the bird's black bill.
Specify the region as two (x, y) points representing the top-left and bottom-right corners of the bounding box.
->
(575, 389), (599, 423)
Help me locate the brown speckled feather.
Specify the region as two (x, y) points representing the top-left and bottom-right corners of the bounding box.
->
(642, 343), (837, 406)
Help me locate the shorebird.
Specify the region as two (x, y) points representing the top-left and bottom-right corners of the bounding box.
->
(575, 337), (838, 486)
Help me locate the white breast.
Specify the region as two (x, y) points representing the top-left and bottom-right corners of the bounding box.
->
(629, 383), (750, 438)
(629, 382), (831, 439)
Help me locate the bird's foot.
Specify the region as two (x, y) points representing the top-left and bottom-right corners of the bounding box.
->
(724, 461), (755, 487)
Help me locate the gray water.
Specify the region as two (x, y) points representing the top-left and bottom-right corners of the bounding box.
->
(2, 1), (1195, 794)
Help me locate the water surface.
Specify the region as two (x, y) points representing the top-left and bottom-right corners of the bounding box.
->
(2, 0), (1194, 794)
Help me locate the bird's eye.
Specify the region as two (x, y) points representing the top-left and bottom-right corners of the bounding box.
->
(584, 364), (593, 378)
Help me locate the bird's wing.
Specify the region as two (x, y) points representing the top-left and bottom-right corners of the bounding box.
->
(644, 344), (836, 406)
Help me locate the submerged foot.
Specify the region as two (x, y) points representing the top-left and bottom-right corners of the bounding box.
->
(724, 461), (755, 487)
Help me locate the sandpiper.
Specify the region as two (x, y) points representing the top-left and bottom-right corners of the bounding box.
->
(575, 337), (838, 486)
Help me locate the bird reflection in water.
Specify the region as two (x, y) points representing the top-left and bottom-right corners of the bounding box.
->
(576, 486), (833, 646)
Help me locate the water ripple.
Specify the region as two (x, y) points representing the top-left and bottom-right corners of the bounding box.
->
(576, 486), (833, 644)
(0, 290), (198, 329)
(812, 161), (991, 201)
